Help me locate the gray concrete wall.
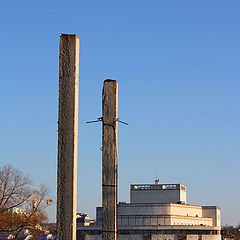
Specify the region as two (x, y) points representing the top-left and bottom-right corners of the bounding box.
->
(119, 235), (142, 240)
(202, 206), (221, 227)
(131, 190), (182, 204)
(130, 184), (187, 204)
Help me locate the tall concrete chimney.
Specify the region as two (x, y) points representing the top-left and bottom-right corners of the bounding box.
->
(102, 79), (118, 240)
(57, 34), (79, 240)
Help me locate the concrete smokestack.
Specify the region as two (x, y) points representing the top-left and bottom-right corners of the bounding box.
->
(57, 34), (79, 240)
(102, 79), (118, 240)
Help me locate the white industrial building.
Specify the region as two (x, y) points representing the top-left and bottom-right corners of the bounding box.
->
(77, 181), (221, 240)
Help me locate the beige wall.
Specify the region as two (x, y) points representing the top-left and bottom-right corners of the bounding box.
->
(187, 235), (198, 240)
(170, 204), (202, 217)
(119, 203), (203, 216)
(202, 235), (221, 240)
(118, 204), (171, 215)
(152, 234), (176, 240)
(170, 215), (212, 226)
(180, 184), (187, 203)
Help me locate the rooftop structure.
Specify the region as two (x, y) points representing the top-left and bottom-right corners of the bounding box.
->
(130, 183), (186, 204)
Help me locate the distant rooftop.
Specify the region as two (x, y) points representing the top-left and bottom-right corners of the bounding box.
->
(131, 183), (186, 191)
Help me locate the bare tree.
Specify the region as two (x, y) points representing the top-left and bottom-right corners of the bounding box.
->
(0, 164), (52, 238)
(222, 224), (240, 240)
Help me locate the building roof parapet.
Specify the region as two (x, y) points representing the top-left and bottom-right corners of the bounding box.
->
(131, 184), (186, 191)
(117, 203), (203, 208)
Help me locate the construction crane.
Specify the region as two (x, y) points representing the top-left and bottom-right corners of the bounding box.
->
(10, 190), (53, 209)
(31, 190), (53, 209)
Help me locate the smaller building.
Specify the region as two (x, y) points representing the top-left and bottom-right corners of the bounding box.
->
(77, 213), (95, 227)
(10, 207), (25, 214)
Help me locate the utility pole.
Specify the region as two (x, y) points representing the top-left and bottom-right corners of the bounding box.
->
(102, 79), (118, 240)
(57, 34), (79, 240)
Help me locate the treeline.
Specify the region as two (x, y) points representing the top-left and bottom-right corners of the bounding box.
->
(222, 224), (240, 240)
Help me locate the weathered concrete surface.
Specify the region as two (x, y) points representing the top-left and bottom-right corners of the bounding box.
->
(102, 80), (118, 240)
(57, 34), (79, 240)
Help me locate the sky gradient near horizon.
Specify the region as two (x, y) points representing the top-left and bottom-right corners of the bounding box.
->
(0, 0), (240, 226)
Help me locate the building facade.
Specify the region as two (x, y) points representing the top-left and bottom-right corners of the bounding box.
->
(77, 182), (221, 240)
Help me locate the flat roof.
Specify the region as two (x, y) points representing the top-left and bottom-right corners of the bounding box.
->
(131, 184), (186, 191)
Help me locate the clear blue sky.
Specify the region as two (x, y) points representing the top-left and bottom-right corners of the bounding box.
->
(1, 0), (240, 226)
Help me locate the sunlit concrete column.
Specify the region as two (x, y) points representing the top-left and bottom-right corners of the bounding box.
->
(57, 34), (79, 240)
